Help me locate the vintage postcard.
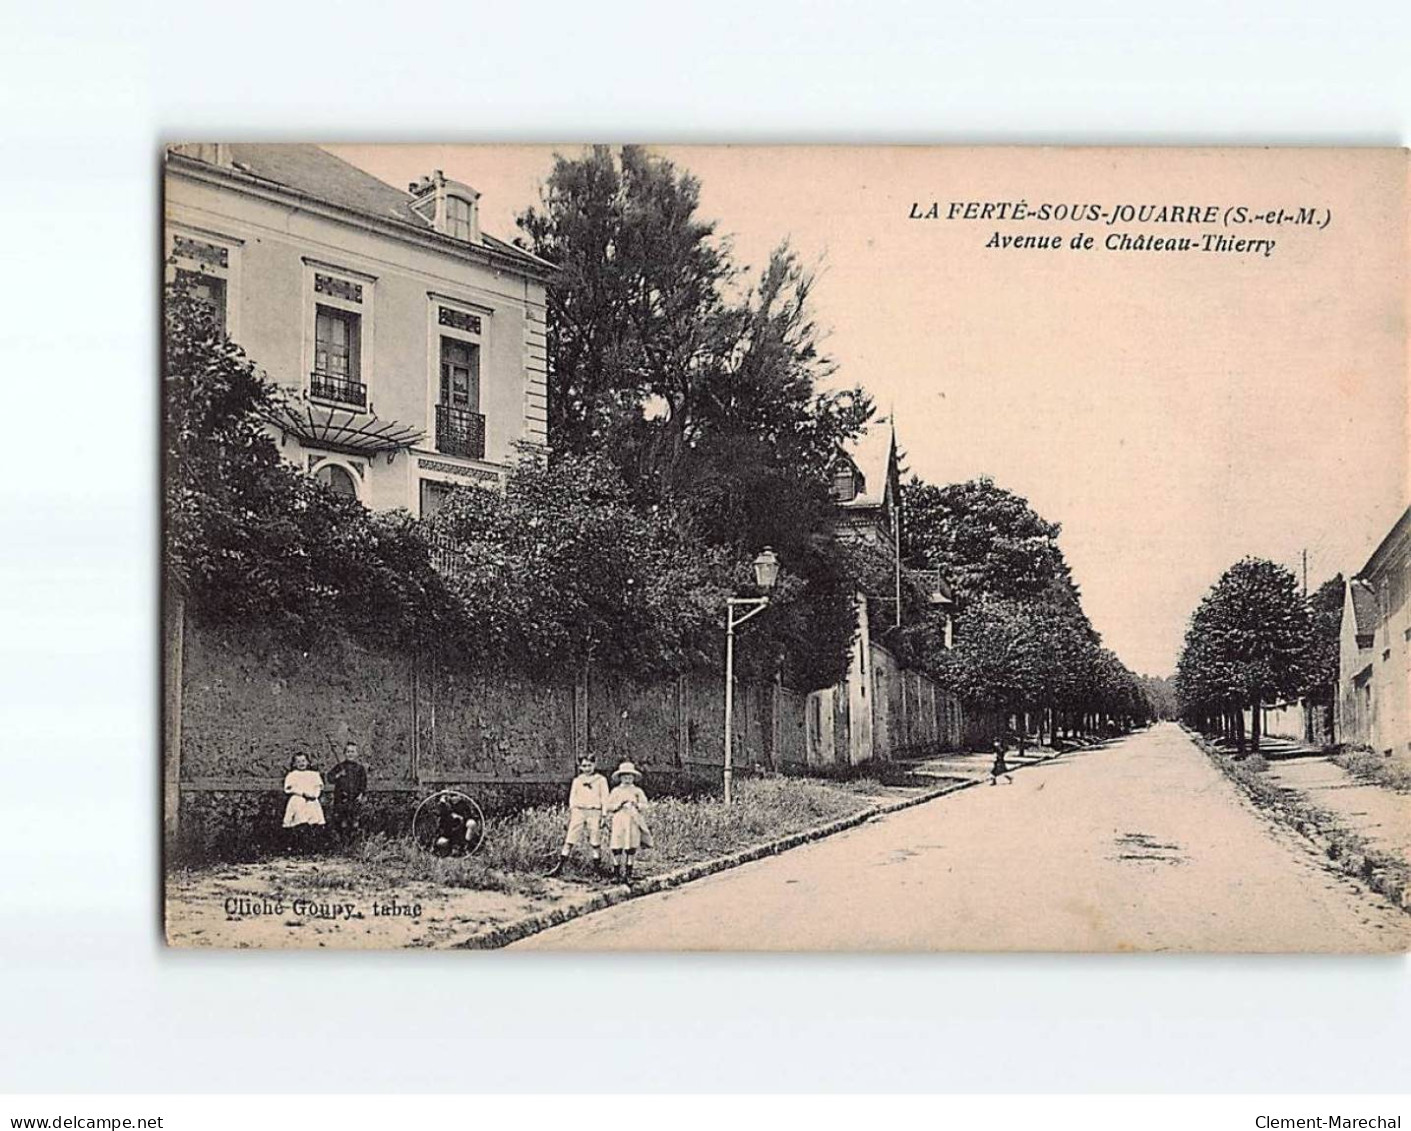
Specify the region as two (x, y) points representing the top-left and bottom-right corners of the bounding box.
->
(162, 144), (1410, 951)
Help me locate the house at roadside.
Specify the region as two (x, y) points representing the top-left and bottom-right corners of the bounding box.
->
(829, 419), (955, 642)
(1337, 505), (1411, 753)
(164, 144), (554, 518)
(804, 421), (963, 766)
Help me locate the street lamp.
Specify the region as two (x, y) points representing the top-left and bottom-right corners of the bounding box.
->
(724, 547), (780, 804)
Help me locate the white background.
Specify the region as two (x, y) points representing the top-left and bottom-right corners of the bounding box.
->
(2, 0), (1409, 1095)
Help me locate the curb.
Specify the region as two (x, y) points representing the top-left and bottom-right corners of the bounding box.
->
(1183, 725), (1411, 915)
(454, 748), (1068, 950)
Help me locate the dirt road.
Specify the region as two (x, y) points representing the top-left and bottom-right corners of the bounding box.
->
(515, 723), (1410, 951)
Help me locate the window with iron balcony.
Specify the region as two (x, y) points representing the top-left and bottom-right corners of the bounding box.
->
(436, 334), (484, 459)
(311, 304), (366, 408)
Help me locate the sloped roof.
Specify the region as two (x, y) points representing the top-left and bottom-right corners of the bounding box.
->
(172, 144), (553, 276)
(229, 144), (429, 227)
(1348, 578), (1379, 638)
(838, 422), (896, 510)
(1356, 503), (1411, 581)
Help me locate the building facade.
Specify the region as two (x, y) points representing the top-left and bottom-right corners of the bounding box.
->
(164, 144), (553, 517)
(1337, 505), (1411, 753)
(811, 422), (959, 764)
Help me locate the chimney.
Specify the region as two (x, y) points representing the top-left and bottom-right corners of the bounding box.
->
(169, 143), (233, 167)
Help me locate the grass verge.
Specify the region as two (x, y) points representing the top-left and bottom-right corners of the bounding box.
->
(266, 775), (904, 893)
(1185, 726), (1410, 913)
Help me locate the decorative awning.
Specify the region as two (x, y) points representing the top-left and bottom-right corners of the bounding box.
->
(260, 393), (425, 459)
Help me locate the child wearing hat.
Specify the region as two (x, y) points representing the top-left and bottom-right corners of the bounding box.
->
(605, 761), (652, 882)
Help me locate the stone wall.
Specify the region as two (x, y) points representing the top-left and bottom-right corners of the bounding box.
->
(865, 642), (996, 759)
(169, 618), (997, 853)
(172, 621), (812, 850)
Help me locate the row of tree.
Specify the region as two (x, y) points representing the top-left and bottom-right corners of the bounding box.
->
(896, 477), (1156, 741)
(1174, 557), (1342, 752)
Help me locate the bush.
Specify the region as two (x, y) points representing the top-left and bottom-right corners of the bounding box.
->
(165, 283), (468, 653)
(429, 453), (731, 678)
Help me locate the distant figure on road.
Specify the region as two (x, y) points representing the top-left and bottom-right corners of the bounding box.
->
(606, 761), (652, 882)
(990, 737), (1014, 786)
(282, 752), (326, 852)
(326, 740), (368, 846)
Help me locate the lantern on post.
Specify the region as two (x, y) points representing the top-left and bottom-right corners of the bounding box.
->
(723, 548), (780, 804)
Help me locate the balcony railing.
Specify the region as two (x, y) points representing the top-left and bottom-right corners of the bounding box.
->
(436, 404), (486, 460)
(310, 372), (367, 408)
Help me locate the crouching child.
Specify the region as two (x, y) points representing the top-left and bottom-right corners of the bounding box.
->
(432, 791), (481, 856)
(606, 761), (652, 883)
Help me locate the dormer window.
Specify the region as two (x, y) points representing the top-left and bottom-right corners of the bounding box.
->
(832, 464), (862, 502)
(446, 195), (475, 241)
(407, 170), (480, 242)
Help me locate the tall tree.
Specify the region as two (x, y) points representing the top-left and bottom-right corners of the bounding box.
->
(901, 472), (1149, 739)
(515, 145), (726, 468)
(901, 476), (1076, 607)
(930, 596), (1047, 722)
(517, 145), (876, 688)
(517, 146), (872, 510)
(1175, 558), (1315, 753)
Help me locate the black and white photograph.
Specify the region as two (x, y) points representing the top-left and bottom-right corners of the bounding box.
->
(162, 143), (1409, 951)
(5, 0), (1411, 1113)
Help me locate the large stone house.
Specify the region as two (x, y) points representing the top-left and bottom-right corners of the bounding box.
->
(1337, 505), (1411, 753)
(164, 144), (554, 518)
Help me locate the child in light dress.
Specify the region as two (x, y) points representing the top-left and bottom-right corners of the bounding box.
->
(605, 761), (652, 882)
(282, 752), (326, 852)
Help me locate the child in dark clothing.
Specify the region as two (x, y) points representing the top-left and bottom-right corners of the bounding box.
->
(432, 791), (480, 856)
(990, 737), (1014, 785)
(326, 740), (368, 846)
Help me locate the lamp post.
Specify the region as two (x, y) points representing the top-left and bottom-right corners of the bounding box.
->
(724, 547), (780, 804)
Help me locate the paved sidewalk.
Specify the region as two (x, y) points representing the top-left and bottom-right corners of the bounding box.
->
(1208, 735), (1411, 867)
(1266, 757), (1411, 863)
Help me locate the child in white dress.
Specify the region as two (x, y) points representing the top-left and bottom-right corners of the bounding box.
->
(282, 752), (325, 853)
(605, 761), (652, 882)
